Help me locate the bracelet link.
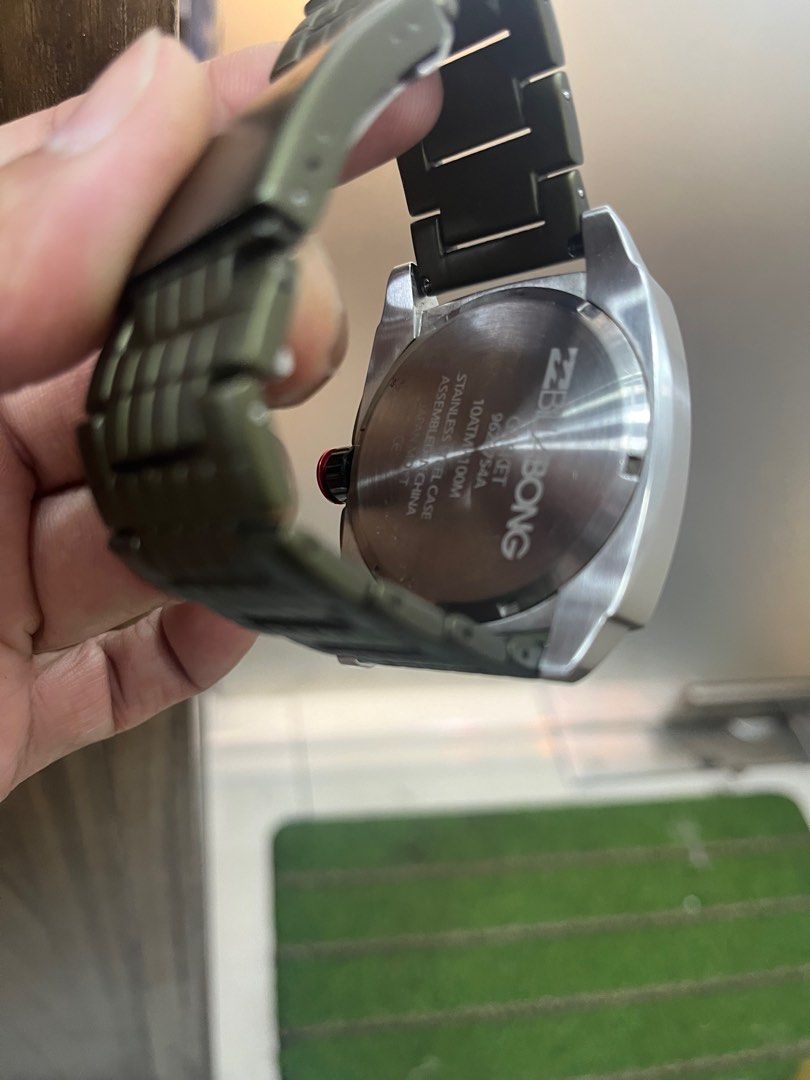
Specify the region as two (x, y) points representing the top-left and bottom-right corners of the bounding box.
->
(80, 228), (298, 544)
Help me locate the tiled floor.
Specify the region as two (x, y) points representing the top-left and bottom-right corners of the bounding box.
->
(202, 661), (810, 1080)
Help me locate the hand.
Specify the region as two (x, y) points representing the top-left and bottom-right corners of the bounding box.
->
(0, 31), (440, 798)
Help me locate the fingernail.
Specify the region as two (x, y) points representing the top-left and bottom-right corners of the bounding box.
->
(48, 29), (163, 156)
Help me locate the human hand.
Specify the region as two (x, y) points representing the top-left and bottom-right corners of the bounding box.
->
(0, 31), (440, 798)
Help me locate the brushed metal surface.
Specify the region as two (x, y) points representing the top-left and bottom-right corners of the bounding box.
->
(537, 207), (691, 679)
(341, 207), (690, 679)
(348, 284), (649, 620)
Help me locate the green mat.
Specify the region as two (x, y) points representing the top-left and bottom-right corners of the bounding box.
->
(273, 794), (810, 1079)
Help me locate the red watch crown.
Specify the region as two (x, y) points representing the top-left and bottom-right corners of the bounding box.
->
(316, 447), (354, 505)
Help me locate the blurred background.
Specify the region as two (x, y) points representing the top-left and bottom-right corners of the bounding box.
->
(199, 3), (810, 1079)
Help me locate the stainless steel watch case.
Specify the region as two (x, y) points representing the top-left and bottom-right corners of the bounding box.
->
(340, 206), (691, 680)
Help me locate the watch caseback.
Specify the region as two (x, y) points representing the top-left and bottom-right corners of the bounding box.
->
(343, 207), (691, 680)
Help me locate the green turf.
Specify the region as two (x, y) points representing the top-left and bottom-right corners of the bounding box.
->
(277, 986), (810, 1080)
(274, 795), (806, 872)
(276, 848), (808, 944)
(274, 794), (810, 1079)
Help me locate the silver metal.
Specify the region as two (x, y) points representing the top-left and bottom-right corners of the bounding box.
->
(341, 206), (690, 680)
(538, 208), (690, 679)
(351, 264), (438, 445)
(347, 287), (650, 617)
(354, 266), (588, 446)
(665, 717), (810, 770)
(551, 683), (810, 782)
(683, 678), (810, 714)
(663, 679), (810, 770)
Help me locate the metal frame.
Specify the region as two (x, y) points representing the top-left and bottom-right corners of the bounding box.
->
(343, 206), (691, 680)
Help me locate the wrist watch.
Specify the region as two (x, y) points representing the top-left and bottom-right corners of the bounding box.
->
(80, 0), (691, 681)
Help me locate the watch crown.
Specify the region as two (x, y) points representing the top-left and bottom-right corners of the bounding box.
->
(316, 447), (354, 505)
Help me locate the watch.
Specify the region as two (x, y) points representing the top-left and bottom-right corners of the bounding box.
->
(79, 0), (691, 681)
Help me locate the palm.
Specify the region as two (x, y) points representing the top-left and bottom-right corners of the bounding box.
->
(0, 366), (254, 797)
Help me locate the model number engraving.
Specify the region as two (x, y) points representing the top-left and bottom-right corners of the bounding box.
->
(449, 400), (486, 500)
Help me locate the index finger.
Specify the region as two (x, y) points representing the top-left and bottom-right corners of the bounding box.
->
(0, 44), (283, 165)
(0, 38), (440, 395)
(0, 41), (441, 179)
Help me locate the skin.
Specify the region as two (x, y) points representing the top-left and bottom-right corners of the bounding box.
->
(0, 35), (440, 800)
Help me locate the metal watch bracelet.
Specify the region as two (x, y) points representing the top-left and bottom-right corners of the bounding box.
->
(80, 0), (586, 677)
(275, 0), (588, 292)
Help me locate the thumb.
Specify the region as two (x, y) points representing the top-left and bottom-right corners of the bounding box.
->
(0, 31), (213, 394)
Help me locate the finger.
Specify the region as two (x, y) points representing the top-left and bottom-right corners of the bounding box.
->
(207, 43), (443, 180)
(343, 73), (441, 182)
(205, 43), (284, 131)
(0, 95), (78, 168)
(0, 356), (94, 492)
(24, 604), (255, 785)
(30, 486), (166, 652)
(207, 44), (441, 182)
(0, 233), (347, 494)
(0, 34), (438, 399)
(0, 32), (212, 394)
(0, 43), (283, 166)
(0, 39), (440, 180)
(268, 236), (348, 408)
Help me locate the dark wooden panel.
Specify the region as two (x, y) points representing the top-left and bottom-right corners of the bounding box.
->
(0, 0), (177, 122)
(0, 706), (210, 1080)
(0, 4), (210, 1078)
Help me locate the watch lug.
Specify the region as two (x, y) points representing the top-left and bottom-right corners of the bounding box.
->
(540, 207), (691, 681)
(582, 206), (656, 358)
(352, 263), (438, 442)
(340, 506), (373, 574)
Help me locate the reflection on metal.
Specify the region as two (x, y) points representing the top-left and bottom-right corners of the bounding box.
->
(350, 288), (649, 616)
(665, 678), (810, 771)
(554, 679), (810, 780)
